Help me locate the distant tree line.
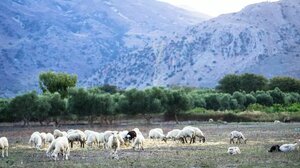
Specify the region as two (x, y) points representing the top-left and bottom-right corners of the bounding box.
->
(0, 72), (300, 126)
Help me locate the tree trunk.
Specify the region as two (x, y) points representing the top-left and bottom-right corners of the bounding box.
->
(39, 120), (44, 126)
(174, 113), (179, 124)
(88, 116), (94, 128)
(144, 114), (152, 125)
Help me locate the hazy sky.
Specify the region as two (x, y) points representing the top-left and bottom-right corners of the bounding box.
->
(158, 0), (279, 17)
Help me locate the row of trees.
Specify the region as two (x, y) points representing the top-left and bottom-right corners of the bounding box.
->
(217, 73), (300, 94)
(1, 71), (300, 126)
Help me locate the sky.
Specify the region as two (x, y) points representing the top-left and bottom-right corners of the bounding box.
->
(158, 0), (279, 17)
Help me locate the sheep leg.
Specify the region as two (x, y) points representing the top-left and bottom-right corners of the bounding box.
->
(6, 147), (8, 157)
(2, 149), (4, 158)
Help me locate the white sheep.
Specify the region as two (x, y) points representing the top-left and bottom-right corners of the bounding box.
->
(148, 129), (165, 140)
(86, 132), (100, 147)
(208, 118), (214, 122)
(163, 129), (181, 142)
(67, 131), (86, 148)
(84, 130), (95, 138)
(40, 132), (47, 146)
(29, 132), (42, 149)
(227, 147), (241, 155)
(107, 132), (120, 156)
(175, 127), (195, 144)
(46, 133), (55, 144)
(184, 126), (205, 143)
(119, 130), (129, 141)
(132, 134), (145, 151)
(230, 131), (247, 144)
(53, 129), (64, 138)
(51, 137), (70, 161)
(0, 137), (9, 157)
(279, 140), (300, 152)
(103, 131), (113, 149)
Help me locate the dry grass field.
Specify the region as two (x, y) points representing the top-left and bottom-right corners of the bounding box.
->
(0, 122), (300, 168)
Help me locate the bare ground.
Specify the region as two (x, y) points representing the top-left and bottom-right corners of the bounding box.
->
(0, 122), (300, 168)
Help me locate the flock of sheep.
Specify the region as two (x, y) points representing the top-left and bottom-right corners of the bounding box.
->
(0, 124), (299, 161)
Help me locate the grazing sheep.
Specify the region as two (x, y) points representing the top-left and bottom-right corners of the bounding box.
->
(268, 145), (281, 152)
(29, 132), (42, 149)
(67, 132), (86, 148)
(227, 147), (241, 155)
(208, 118), (214, 123)
(46, 133), (55, 144)
(86, 132), (101, 147)
(133, 128), (142, 136)
(230, 131), (247, 144)
(184, 126), (205, 143)
(125, 131), (137, 142)
(40, 132), (47, 146)
(53, 129), (64, 139)
(163, 129), (181, 142)
(107, 132), (120, 155)
(50, 137), (70, 161)
(132, 134), (145, 151)
(279, 140), (300, 152)
(175, 127), (195, 144)
(119, 130), (129, 141)
(84, 130), (95, 138)
(103, 131), (113, 149)
(0, 137), (9, 158)
(148, 129), (165, 140)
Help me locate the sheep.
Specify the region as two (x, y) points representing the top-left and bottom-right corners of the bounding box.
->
(50, 137), (70, 161)
(53, 129), (64, 139)
(29, 132), (42, 149)
(148, 129), (165, 141)
(162, 129), (181, 142)
(274, 120), (281, 124)
(86, 132), (100, 147)
(133, 128), (142, 135)
(0, 137), (9, 158)
(227, 147), (241, 155)
(107, 132), (120, 156)
(125, 131), (137, 142)
(103, 131), (113, 149)
(270, 140), (300, 152)
(46, 133), (55, 144)
(119, 130), (129, 141)
(175, 127), (195, 144)
(67, 132), (86, 148)
(230, 131), (247, 144)
(208, 118), (214, 123)
(40, 132), (47, 146)
(132, 134), (145, 151)
(184, 126), (205, 143)
(84, 130), (95, 138)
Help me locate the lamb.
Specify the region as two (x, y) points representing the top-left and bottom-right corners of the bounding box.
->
(148, 129), (165, 140)
(162, 129), (181, 142)
(230, 131), (247, 144)
(184, 126), (205, 143)
(107, 132), (120, 156)
(132, 134), (145, 151)
(46, 133), (55, 144)
(29, 132), (42, 149)
(227, 147), (241, 155)
(0, 137), (9, 158)
(175, 127), (195, 144)
(50, 137), (70, 161)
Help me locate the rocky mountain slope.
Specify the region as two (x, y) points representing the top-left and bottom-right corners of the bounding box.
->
(0, 0), (208, 97)
(85, 0), (300, 88)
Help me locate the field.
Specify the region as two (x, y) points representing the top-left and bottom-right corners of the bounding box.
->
(0, 122), (300, 168)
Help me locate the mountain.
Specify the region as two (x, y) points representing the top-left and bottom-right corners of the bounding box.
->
(0, 0), (208, 97)
(86, 0), (300, 88)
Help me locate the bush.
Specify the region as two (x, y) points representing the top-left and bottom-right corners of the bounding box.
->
(255, 91), (273, 106)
